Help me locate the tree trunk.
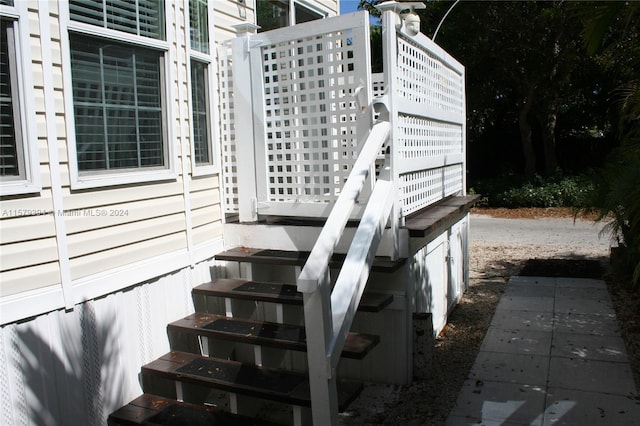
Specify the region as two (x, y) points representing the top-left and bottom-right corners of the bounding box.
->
(541, 110), (558, 174)
(519, 86), (536, 178)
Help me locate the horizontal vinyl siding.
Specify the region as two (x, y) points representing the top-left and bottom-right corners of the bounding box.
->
(67, 214), (186, 258)
(193, 222), (223, 246)
(1, 1), (224, 321)
(191, 176), (223, 246)
(0, 263), (61, 297)
(0, 214), (56, 243)
(1, 238), (59, 271)
(64, 0), (192, 282)
(70, 232), (188, 280)
(0, 4), (62, 298)
(63, 195), (185, 234)
(214, 0), (255, 42)
(63, 182), (185, 210)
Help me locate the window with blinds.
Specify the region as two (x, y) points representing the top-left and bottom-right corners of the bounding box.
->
(70, 35), (164, 171)
(0, 17), (24, 180)
(69, 0), (165, 40)
(188, 0), (213, 170)
(189, 0), (208, 54)
(190, 59), (210, 165)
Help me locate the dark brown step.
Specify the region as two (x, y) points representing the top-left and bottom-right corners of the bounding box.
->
(168, 313), (379, 359)
(403, 194), (480, 238)
(141, 351), (362, 411)
(193, 278), (393, 313)
(108, 393), (275, 425)
(215, 247), (405, 272)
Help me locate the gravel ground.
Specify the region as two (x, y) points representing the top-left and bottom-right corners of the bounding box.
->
(339, 208), (639, 425)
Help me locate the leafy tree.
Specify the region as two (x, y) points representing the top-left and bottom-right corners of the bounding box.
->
(580, 2), (640, 287)
(359, 1), (610, 178)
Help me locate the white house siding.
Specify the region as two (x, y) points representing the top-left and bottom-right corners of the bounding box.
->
(191, 175), (223, 245)
(0, 1), (339, 424)
(1, 2), (63, 299)
(214, 0), (256, 42)
(1, 1), (226, 322)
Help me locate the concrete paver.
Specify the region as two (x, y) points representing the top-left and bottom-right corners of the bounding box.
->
(447, 276), (640, 425)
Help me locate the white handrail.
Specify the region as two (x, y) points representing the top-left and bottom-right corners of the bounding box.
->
(328, 176), (394, 366)
(297, 119), (392, 426)
(297, 121), (391, 293)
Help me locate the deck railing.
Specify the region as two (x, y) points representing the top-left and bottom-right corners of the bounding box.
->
(218, 3), (466, 423)
(219, 14), (465, 222)
(228, 13), (374, 222)
(297, 120), (392, 424)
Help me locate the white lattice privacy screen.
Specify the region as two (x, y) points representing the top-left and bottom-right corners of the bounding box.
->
(218, 44), (238, 214)
(258, 22), (371, 205)
(372, 73), (385, 98)
(219, 11), (465, 219)
(394, 33), (465, 216)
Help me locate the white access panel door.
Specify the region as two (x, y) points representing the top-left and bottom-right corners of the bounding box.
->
(426, 236), (448, 335)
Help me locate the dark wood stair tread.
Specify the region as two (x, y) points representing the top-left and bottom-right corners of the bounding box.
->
(193, 278), (393, 312)
(403, 195), (480, 238)
(215, 247), (405, 271)
(108, 393), (274, 425)
(142, 351), (362, 410)
(168, 313), (379, 359)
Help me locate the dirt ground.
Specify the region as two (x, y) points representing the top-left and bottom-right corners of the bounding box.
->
(339, 207), (640, 425)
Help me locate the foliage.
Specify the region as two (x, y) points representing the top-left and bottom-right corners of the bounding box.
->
(358, 1), (640, 285)
(584, 147), (640, 287)
(360, 1), (616, 179)
(578, 2), (640, 288)
(469, 174), (595, 209)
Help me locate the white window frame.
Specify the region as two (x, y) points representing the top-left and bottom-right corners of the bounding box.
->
(60, 1), (176, 190)
(0, 2), (40, 196)
(187, 0), (218, 176)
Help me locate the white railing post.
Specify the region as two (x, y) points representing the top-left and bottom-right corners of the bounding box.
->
(231, 23), (260, 222)
(376, 2), (403, 260)
(302, 269), (338, 425)
(298, 120), (390, 424)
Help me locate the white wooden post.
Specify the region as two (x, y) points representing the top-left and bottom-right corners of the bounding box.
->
(376, 2), (403, 260)
(231, 23), (260, 222)
(302, 269), (338, 425)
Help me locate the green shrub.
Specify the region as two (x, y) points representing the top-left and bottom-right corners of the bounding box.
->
(469, 174), (595, 208)
(582, 146), (640, 288)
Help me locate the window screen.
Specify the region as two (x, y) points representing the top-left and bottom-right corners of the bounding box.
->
(190, 60), (211, 165)
(295, 3), (323, 24)
(257, 0), (289, 32)
(69, 0), (165, 40)
(0, 18), (21, 178)
(70, 35), (165, 171)
(189, 0), (209, 54)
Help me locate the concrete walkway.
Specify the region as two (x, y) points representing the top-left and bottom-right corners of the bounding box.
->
(446, 276), (640, 425)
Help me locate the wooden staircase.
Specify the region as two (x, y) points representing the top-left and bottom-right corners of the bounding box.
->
(108, 247), (400, 425)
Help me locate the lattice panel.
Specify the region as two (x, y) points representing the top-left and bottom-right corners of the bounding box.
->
(261, 29), (367, 203)
(397, 114), (462, 159)
(372, 72), (385, 98)
(443, 164), (463, 197)
(217, 45), (238, 213)
(400, 164), (464, 216)
(400, 169), (444, 216)
(396, 35), (463, 115)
